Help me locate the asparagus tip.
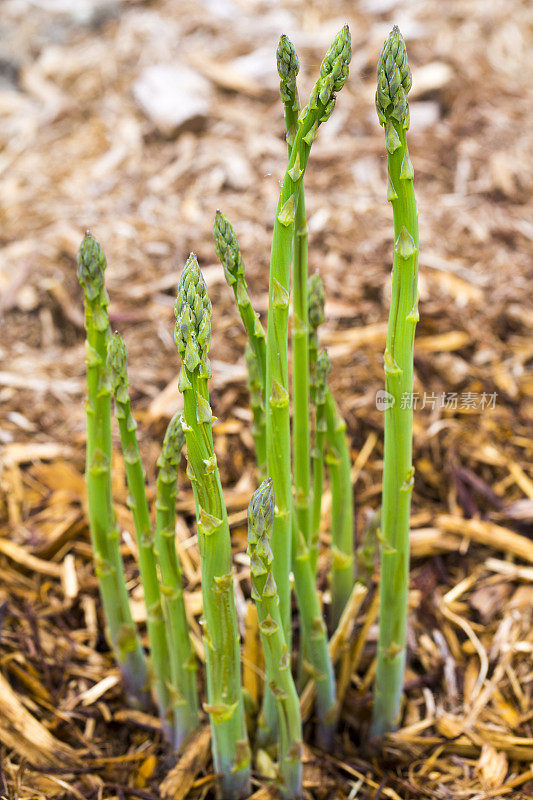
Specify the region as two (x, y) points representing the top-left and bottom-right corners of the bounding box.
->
(174, 253), (212, 366)
(276, 34), (299, 104)
(375, 26), (412, 128)
(107, 331), (128, 396)
(319, 23), (352, 100)
(248, 478), (274, 542)
(213, 210), (241, 282)
(160, 410), (185, 467)
(308, 272), (326, 331)
(77, 231), (107, 300)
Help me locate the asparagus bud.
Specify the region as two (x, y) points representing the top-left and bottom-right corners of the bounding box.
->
(248, 480), (303, 799)
(160, 410), (186, 467)
(107, 331), (129, 402)
(213, 211), (243, 286)
(308, 273), (326, 334)
(213, 211), (267, 476)
(277, 35), (299, 107)
(375, 26), (412, 128)
(77, 231), (106, 302)
(310, 348), (330, 575)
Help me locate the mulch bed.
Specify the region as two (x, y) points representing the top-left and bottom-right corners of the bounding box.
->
(0, 0), (532, 797)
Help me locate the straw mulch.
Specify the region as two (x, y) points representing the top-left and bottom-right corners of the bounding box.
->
(0, 0), (532, 797)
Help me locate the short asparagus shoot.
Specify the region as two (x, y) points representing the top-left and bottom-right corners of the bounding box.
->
(248, 479), (303, 799)
(107, 332), (172, 738)
(77, 233), (148, 706)
(175, 254), (250, 799)
(155, 411), (200, 747)
(371, 27), (419, 738)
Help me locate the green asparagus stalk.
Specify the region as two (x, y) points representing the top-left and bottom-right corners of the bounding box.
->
(308, 274), (327, 574)
(155, 411), (200, 747)
(213, 211), (267, 388)
(265, 24), (352, 654)
(77, 232), (148, 706)
(307, 271), (354, 626)
(213, 211), (267, 477)
(325, 389), (354, 629)
(277, 35), (312, 556)
(371, 27), (419, 738)
(248, 480), (302, 799)
(291, 519), (337, 749)
(175, 254), (250, 799)
(245, 343), (267, 476)
(310, 349), (330, 573)
(107, 333), (172, 738)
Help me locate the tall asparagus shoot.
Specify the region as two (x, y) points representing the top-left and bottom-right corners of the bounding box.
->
(77, 233), (148, 705)
(213, 211), (267, 477)
(107, 333), (172, 738)
(371, 27), (418, 737)
(248, 480), (302, 799)
(175, 254), (250, 799)
(277, 36), (312, 556)
(155, 411), (200, 747)
(265, 24), (352, 655)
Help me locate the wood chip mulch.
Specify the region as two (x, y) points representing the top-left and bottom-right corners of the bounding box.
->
(0, 0), (531, 798)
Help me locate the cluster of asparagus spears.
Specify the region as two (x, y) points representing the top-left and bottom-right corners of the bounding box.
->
(77, 24), (417, 800)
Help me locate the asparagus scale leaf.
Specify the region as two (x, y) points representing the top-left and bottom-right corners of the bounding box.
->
(77, 233), (148, 706)
(175, 254), (250, 799)
(371, 27), (419, 738)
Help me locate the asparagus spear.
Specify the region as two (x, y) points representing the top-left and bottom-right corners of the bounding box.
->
(291, 519), (337, 749)
(308, 273), (327, 574)
(307, 271), (355, 626)
(175, 254), (250, 799)
(248, 480), (302, 799)
(310, 348), (330, 573)
(155, 411), (200, 747)
(371, 27), (419, 738)
(324, 390), (354, 629)
(77, 233), (148, 706)
(213, 211), (267, 476)
(266, 24), (352, 654)
(245, 343), (267, 477)
(277, 35), (312, 558)
(107, 333), (172, 738)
